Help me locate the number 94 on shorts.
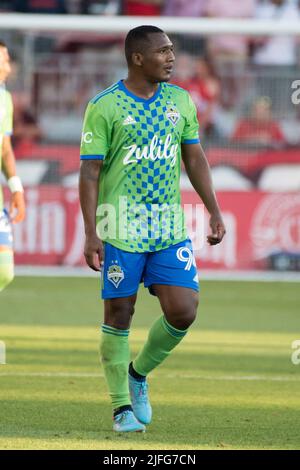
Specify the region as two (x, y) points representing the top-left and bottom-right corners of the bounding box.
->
(101, 238), (199, 299)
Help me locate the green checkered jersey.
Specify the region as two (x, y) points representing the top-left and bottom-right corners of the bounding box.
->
(80, 80), (200, 253)
(0, 87), (13, 211)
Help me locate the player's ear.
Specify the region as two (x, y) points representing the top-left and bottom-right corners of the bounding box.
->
(132, 52), (143, 67)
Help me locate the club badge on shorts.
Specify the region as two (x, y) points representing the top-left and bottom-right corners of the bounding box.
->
(107, 262), (124, 288)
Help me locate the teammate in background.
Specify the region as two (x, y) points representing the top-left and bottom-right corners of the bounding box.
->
(79, 26), (225, 432)
(0, 41), (25, 292)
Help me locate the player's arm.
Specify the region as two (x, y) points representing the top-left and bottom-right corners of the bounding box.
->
(79, 100), (110, 271)
(181, 142), (226, 245)
(79, 160), (104, 271)
(2, 135), (25, 223)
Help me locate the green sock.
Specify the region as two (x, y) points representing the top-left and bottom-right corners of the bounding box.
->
(0, 251), (14, 293)
(100, 324), (131, 410)
(133, 315), (188, 376)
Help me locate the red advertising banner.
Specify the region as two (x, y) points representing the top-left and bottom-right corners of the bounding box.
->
(5, 187), (300, 270)
(182, 191), (300, 270)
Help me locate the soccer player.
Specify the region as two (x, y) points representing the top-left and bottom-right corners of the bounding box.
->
(0, 41), (25, 292)
(79, 26), (225, 432)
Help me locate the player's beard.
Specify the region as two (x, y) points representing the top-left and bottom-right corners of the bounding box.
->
(154, 71), (173, 83)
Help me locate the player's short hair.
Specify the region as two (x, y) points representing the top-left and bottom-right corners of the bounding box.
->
(0, 40), (7, 49)
(125, 25), (165, 65)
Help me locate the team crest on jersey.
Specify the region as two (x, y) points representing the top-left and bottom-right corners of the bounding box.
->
(166, 105), (180, 126)
(107, 262), (124, 288)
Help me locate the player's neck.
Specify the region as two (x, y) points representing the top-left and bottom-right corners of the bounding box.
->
(123, 75), (159, 100)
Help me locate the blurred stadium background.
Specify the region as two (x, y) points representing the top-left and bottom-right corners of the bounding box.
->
(1, 1), (300, 277)
(0, 1), (300, 276)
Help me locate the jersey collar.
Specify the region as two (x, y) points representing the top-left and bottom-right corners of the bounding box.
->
(118, 80), (162, 104)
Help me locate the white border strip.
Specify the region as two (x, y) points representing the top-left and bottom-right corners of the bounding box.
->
(15, 266), (98, 278)
(0, 14), (300, 35)
(198, 270), (300, 283)
(15, 266), (300, 282)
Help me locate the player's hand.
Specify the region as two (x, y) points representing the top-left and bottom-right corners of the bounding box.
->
(9, 191), (26, 223)
(207, 213), (226, 246)
(84, 234), (103, 271)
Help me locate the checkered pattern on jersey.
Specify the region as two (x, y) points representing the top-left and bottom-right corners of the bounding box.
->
(116, 87), (184, 251)
(118, 87), (180, 251)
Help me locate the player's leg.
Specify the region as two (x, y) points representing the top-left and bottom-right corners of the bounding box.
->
(0, 210), (14, 292)
(101, 294), (137, 413)
(133, 238), (199, 375)
(100, 242), (146, 431)
(101, 295), (146, 431)
(153, 284), (199, 330)
(130, 285), (198, 380)
(128, 239), (199, 424)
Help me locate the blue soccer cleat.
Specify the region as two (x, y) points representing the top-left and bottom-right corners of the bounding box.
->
(129, 374), (152, 425)
(113, 410), (146, 432)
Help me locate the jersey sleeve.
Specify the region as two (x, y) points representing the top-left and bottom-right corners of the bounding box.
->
(181, 93), (200, 144)
(80, 101), (111, 160)
(4, 92), (13, 136)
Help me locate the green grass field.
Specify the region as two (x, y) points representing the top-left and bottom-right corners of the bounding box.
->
(0, 276), (299, 450)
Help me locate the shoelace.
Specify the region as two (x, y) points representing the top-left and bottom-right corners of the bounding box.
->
(137, 381), (148, 403)
(115, 410), (131, 423)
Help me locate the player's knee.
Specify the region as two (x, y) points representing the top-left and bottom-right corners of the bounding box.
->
(0, 266), (14, 292)
(172, 308), (197, 330)
(184, 307), (197, 329)
(165, 293), (198, 330)
(108, 304), (135, 330)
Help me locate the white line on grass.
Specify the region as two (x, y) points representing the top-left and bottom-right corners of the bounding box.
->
(0, 372), (299, 382)
(15, 266), (300, 282)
